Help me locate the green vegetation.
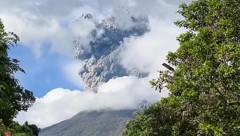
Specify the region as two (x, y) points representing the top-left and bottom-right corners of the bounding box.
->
(0, 120), (40, 136)
(123, 0), (240, 135)
(0, 19), (39, 135)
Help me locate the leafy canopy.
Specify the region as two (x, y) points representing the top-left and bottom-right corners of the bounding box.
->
(0, 119), (40, 136)
(123, 0), (240, 135)
(0, 19), (35, 125)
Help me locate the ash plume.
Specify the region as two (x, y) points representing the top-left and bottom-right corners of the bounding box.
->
(74, 14), (150, 90)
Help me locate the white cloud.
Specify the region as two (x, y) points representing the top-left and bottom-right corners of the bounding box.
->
(1, 12), (74, 57)
(0, 0), (191, 58)
(0, 0), (96, 58)
(16, 76), (167, 128)
(119, 18), (185, 73)
(62, 61), (84, 88)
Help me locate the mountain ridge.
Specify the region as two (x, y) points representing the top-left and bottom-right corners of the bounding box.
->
(39, 109), (136, 136)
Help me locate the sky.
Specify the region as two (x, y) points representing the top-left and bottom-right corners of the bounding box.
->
(0, 0), (191, 128)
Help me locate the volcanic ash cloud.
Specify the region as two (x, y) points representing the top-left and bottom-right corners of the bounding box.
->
(74, 14), (150, 90)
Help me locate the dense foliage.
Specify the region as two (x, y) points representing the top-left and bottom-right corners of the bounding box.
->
(0, 19), (35, 125)
(0, 120), (40, 136)
(0, 19), (37, 136)
(123, 0), (240, 135)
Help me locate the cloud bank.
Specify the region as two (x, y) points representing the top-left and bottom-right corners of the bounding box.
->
(17, 77), (166, 128)
(0, 0), (191, 128)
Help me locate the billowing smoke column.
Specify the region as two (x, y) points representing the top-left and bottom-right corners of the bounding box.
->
(74, 14), (150, 90)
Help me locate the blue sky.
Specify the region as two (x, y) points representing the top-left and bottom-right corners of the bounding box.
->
(0, 0), (191, 128)
(9, 45), (82, 97)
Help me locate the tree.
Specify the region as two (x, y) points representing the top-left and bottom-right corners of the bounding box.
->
(27, 124), (41, 136)
(0, 19), (35, 125)
(1, 120), (40, 136)
(123, 0), (240, 135)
